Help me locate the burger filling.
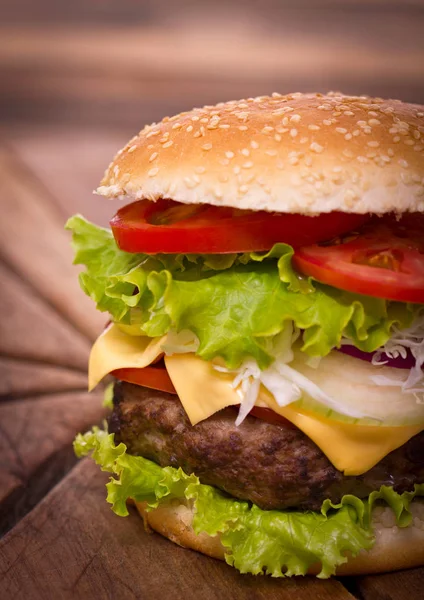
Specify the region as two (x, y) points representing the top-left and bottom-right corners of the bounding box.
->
(68, 200), (424, 577)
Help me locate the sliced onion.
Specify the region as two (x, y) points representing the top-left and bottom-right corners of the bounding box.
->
(290, 349), (424, 427)
(337, 345), (416, 370)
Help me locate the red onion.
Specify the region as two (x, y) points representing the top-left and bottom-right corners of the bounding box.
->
(337, 345), (415, 369)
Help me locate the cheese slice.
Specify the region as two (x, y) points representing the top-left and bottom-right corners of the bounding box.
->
(165, 353), (423, 476)
(89, 325), (166, 390)
(89, 327), (423, 476)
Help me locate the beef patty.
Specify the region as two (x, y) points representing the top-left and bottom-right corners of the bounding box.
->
(109, 381), (424, 511)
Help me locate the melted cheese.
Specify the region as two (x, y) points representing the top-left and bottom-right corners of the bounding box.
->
(89, 327), (423, 475)
(89, 325), (166, 390)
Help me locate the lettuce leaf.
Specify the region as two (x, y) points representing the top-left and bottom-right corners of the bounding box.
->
(74, 427), (424, 578)
(66, 215), (417, 369)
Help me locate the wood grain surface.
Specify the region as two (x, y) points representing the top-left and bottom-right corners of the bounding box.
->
(1, 1), (423, 597)
(1, 1), (423, 126)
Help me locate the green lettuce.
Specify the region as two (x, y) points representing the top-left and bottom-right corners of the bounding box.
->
(66, 215), (417, 369)
(74, 427), (424, 578)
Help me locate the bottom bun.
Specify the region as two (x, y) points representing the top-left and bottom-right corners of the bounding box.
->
(134, 498), (424, 576)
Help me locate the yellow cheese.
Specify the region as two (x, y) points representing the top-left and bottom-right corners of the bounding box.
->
(165, 353), (423, 476)
(88, 325), (166, 390)
(90, 327), (423, 475)
(164, 354), (241, 423)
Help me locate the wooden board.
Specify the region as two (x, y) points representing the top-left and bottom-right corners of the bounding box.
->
(0, 460), (354, 600)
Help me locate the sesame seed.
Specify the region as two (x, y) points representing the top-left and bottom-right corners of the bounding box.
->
(192, 115), (200, 121)
(148, 167), (159, 177)
(308, 124), (320, 131)
(233, 166), (241, 175)
(250, 140), (259, 149)
(219, 124), (230, 129)
(186, 125), (193, 132)
(387, 148), (394, 156)
(225, 151), (235, 159)
(274, 134), (282, 141)
(290, 114), (301, 123)
(235, 111), (249, 120)
(146, 130), (160, 138)
(238, 125), (248, 131)
(399, 159), (409, 168)
(184, 177), (198, 189)
(310, 142), (324, 153)
(336, 127), (347, 134)
(239, 185), (248, 194)
(393, 136), (401, 143)
(304, 156), (312, 167)
(288, 156), (299, 165)
(193, 131), (201, 138)
(344, 133), (353, 140)
(344, 111), (355, 116)
(149, 152), (158, 162)
(201, 143), (212, 151)
(172, 122), (182, 130)
(282, 117), (289, 126)
(323, 119), (332, 126)
(242, 161), (254, 169)
(162, 140), (173, 148)
(404, 139), (414, 146)
(290, 129), (298, 138)
(265, 149), (277, 156)
(300, 137), (309, 144)
(368, 118), (381, 126)
(241, 148), (250, 157)
(262, 126), (274, 134)
(220, 158), (230, 166)
(128, 144), (137, 153)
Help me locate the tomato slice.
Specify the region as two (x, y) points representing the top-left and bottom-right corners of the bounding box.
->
(112, 364), (177, 394)
(293, 214), (424, 303)
(110, 199), (369, 254)
(249, 406), (295, 428)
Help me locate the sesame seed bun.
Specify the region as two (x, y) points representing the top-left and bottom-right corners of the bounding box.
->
(135, 497), (424, 576)
(97, 92), (424, 215)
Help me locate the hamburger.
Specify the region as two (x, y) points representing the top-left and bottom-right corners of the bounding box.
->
(67, 92), (424, 578)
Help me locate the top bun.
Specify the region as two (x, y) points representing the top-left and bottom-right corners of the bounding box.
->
(97, 92), (424, 215)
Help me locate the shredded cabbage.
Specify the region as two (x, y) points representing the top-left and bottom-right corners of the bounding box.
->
(370, 311), (424, 402)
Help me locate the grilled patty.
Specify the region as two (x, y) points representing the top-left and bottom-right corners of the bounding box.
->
(109, 381), (424, 511)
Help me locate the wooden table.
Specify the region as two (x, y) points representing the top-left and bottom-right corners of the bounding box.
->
(0, 123), (423, 599)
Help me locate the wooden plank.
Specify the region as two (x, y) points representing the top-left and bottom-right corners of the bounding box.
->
(0, 262), (90, 372)
(357, 568), (424, 600)
(3, 126), (126, 227)
(0, 358), (87, 399)
(0, 146), (105, 341)
(0, 16), (423, 128)
(0, 459), (354, 600)
(0, 391), (104, 535)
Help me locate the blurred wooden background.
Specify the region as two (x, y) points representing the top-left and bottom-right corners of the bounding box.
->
(1, 0), (424, 129)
